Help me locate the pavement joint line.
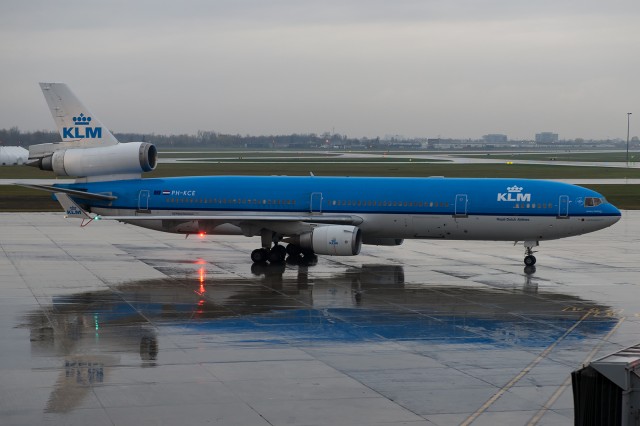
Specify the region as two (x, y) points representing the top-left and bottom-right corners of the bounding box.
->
(460, 311), (592, 426)
(526, 316), (626, 426)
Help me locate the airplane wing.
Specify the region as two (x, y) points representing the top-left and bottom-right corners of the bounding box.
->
(18, 183), (117, 201)
(51, 192), (362, 236)
(93, 214), (360, 225)
(21, 184), (361, 228)
(100, 214), (362, 237)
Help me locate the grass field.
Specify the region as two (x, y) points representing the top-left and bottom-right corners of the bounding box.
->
(2, 160), (639, 210)
(177, 157), (450, 164)
(460, 152), (639, 163)
(147, 161), (640, 179)
(159, 151), (342, 159)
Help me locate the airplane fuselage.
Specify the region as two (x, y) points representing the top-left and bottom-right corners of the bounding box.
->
(60, 175), (621, 243)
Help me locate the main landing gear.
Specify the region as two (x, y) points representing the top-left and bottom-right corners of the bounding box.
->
(523, 240), (538, 266)
(251, 230), (316, 264)
(250, 245), (287, 263)
(251, 244), (316, 264)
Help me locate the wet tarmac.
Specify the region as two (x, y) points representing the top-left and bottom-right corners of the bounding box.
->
(1, 212), (640, 425)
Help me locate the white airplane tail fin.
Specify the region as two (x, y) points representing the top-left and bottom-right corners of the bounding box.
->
(28, 83), (157, 181)
(39, 82), (118, 147)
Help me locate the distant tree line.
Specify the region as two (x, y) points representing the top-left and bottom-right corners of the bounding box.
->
(0, 127), (60, 146)
(2, 127), (635, 150)
(0, 127), (390, 149)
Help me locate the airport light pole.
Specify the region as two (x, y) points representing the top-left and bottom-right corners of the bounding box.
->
(627, 113), (632, 167)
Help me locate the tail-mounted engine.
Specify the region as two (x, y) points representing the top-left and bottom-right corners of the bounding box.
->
(28, 142), (157, 178)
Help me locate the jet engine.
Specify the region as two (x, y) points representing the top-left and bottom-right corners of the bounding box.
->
(295, 225), (362, 256)
(31, 142), (157, 177)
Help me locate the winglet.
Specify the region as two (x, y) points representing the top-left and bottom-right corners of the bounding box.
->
(54, 193), (95, 224)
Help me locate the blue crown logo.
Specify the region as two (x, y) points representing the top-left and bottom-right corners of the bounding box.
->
(507, 185), (523, 193)
(72, 113), (92, 126)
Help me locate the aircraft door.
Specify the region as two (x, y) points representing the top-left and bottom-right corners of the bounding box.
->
(310, 192), (323, 213)
(558, 195), (569, 218)
(454, 194), (468, 218)
(138, 190), (150, 212)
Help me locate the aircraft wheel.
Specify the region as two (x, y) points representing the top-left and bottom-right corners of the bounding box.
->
(302, 249), (315, 258)
(524, 255), (536, 266)
(269, 245), (287, 263)
(302, 253), (318, 266)
(251, 248), (269, 263)
(286, 244), (301, 257)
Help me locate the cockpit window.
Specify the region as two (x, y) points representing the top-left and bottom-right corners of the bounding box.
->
(584, 197), (604, 207)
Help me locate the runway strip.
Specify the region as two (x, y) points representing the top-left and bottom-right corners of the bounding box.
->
(526, 317), (626, 426)
(460, 311), (593, 426)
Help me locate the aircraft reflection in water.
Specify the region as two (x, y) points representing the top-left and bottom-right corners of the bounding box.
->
(22, 263), (617, 413)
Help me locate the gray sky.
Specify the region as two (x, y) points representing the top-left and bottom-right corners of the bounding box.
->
(1, 0), (639, 140)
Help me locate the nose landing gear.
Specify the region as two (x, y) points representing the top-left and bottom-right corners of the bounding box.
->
(523, 240), (538, 266)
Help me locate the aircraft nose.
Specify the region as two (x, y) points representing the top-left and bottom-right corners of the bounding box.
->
(607, 203), (622, 224)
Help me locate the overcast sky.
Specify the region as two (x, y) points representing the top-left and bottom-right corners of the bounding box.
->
(1, 0), (639, 140)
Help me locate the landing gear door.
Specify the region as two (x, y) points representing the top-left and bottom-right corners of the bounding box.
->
(310, 192), (323, 214)
(558, 195), (569, 218)
(138, 190), (150, 212)
(454, 194), (468, 218)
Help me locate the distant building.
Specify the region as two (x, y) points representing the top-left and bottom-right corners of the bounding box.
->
(535, 132), (559, 143)
(427, 138), (440, 149)
(383, 134), (406, 141)
(482, 134), (508, 143)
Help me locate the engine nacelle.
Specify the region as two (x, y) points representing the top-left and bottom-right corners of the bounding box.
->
(361, 237), (404, 246)
(36, 142), (157, 177)
(297, 225), (362, 256)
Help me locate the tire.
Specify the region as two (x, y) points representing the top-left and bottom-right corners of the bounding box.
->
(268, 246), (286, 263)
(286, 244), (301, 257)
(251, 248), (269, 263)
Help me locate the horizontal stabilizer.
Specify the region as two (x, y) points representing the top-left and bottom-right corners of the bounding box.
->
(17, 184), (117, 201)
(54, 193), (94, 220)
